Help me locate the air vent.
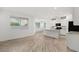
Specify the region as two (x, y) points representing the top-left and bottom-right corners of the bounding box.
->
(60, 16), (66, 19)
(51, 18), (56, 20)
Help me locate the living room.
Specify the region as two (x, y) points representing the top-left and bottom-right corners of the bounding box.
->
(0, 7), (79, 52)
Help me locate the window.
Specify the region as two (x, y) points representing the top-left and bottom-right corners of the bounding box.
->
(10, 16), (28, 27)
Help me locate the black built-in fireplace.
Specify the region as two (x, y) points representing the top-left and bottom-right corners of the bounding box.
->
(69, 21), (79, 32)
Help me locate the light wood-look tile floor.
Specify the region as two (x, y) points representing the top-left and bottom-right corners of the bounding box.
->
(0, 32), (73, 52)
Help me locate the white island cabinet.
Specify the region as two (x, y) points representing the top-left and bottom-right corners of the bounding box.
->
(66, 32), (79, 51)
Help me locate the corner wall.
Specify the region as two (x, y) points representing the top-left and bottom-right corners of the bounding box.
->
(0, 9), (35, 41)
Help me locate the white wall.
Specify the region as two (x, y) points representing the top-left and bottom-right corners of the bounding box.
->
(0, 10), (9, 41)
(0, 7), (74, 41)
(73, 7), (79, 25)
(0, 9), (35, 41)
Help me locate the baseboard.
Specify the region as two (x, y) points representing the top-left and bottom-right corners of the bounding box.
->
(0, 32), (35, 42)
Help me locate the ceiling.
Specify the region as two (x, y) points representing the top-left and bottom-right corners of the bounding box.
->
(2, 7), (73, 19)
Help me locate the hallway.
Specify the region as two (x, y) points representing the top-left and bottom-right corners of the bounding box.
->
(0, 32), (71, 52)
